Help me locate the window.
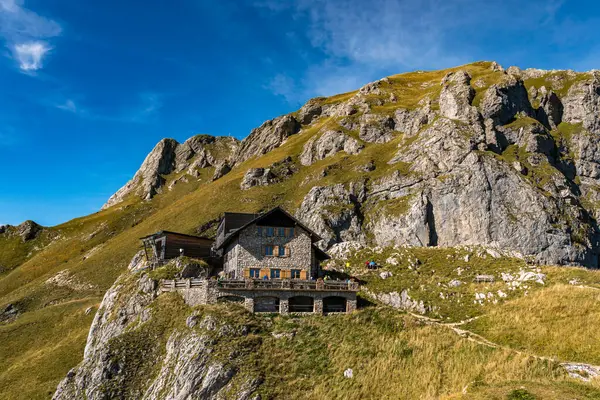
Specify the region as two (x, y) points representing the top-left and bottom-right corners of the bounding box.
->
(291, 269), (301, 279)
(287, 227), (295, 238)
(278, 246), (287, 257)
(278, 227), (286, 237)
(250, 268), (260, 278)
(266, 227), (274, 237)
(270, 269), (281, 279)
(264, 245), (274, 256)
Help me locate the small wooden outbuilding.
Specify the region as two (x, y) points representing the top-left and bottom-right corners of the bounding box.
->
(141, 231), (214, 264)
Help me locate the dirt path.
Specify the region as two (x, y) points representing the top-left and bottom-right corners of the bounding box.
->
(406, 310), (600, 388)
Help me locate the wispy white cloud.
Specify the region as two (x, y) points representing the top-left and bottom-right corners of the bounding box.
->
(53, 93), (162, 123)
(0, 0), (61, 72)
(14, 41), (51, 70)
(56, 99), (77, 113)
(258, 0), (566, 102)
(263, 74), (296, 103)
(128, 92), (163, 123)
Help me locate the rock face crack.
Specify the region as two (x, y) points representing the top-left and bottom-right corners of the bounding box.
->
(425, 196), (438, 246)
(98, 64), (600, 267)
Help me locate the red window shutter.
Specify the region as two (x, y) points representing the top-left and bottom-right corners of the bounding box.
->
(300, 270), (307, 280)
(243, 268), (250, 278)
(273, 245), (279, 257)
(285, 246), (290, 257)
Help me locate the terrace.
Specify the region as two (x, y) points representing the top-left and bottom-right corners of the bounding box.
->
(160, 278), (359, 292)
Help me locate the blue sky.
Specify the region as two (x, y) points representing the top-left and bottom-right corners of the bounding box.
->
(1, 0), (599, 226)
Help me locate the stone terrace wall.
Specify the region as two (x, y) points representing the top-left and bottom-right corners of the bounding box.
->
(166, 280), (357, 314)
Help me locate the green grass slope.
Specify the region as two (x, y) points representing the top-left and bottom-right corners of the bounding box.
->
(1, 61), (600, 399)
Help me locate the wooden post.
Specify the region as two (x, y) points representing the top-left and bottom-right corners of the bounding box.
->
(314, 298), (323, 314)
(244, 297), (254, 313)
(280, 299), (289, 315)
(347, 299), (357, 313)
(142, 239), (150, 261)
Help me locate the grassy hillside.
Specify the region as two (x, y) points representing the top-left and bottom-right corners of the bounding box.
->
(2, 61), (600, 399)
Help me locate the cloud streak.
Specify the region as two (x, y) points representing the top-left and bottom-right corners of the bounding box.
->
(0, 0), (61, 71)
(54, 93), (163, 124)
(56, 99), (77, 113)
(258, 0), (566, 103)
(14, 41), (51, 70)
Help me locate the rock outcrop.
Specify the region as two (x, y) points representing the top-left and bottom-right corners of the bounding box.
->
(103, 136), (239, 208)
(234, 115), (301, 164)
(240, 167), (275, 190)
(296, 181), (368, 248)
(16, 220), (43, 242)
(300, 130), (363, 166)
(53, 267), (262, 400)
(563, 79), (600, 135)
(480, 75), (533, 125)
(439, 71), (478, 122)
(0, 220), (44, 242)
(100, 62), (600, 267)
(240, 157), (298, 190)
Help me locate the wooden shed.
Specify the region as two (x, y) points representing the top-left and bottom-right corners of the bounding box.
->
(141, 231), (214, 263)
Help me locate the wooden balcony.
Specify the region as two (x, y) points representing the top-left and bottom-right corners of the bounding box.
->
(160, 278), (359, 292)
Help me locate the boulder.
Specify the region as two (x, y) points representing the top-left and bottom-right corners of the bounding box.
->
(439, 71), (478, 122)
(103, 136), (239, 208)
(212, 163), (231, 181)
(240, 168), (275, 190)
(235, 115), (301, 164)
(394, 106), (436, 136)
(367, 289), (428, 314)
(300, 130), (363, 166)
(563, 79), (600, 135)
(296, 182), (367, 248)
(537, 91), (563, 129)
(297, 99), (323, 125)
(17, 220), (42, 242)
(480, 75), (533, 125)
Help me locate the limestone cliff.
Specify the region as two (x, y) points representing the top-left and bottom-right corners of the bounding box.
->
(292, 64), (600, 267)
(102, 62), (600, 267)
(102, 135), (239, 209)
(53, 262), (262, 400)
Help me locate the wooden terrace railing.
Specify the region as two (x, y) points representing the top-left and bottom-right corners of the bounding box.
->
(160, 278), (359, 292)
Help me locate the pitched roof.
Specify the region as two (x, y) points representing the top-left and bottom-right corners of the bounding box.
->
(140, 230), (213, 241)
(215, 206), (323, 250)
(312, 244), (331, 260)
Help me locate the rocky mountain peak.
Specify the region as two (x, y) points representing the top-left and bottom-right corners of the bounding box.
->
(99, 61), (600, 267)
(102, 135), (239, 209)
(233, 114), (301, 165)
(0, 220), (44, 242)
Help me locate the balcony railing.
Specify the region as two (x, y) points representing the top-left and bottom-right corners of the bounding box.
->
(160, 278), (359, 292)
(217, 279), (359, 291)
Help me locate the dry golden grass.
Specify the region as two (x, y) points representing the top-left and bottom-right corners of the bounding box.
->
(466, 284), (600, 366)
(1, 60), (600, 399)
(256, 308), (580, 400)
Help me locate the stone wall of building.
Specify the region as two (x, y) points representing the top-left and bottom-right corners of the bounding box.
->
(223, 240), (239, 278)
(232, 223), (313, 278)
(167, 280), (357, 314)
